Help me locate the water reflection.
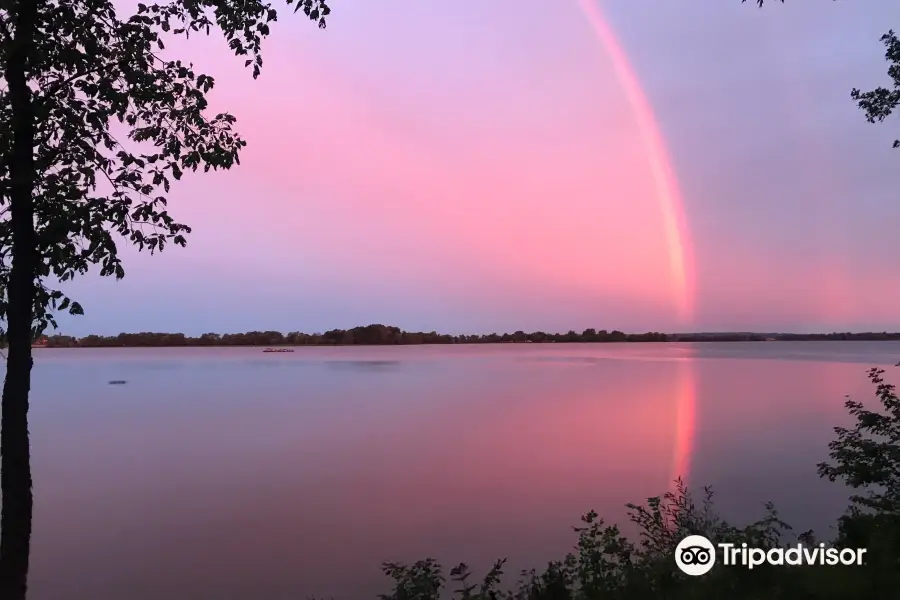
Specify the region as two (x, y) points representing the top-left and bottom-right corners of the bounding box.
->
(671, 359), (697, 493)
(20, 344), (892, 599)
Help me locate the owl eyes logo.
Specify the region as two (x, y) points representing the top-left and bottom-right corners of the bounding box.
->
(680, 545), (712, 565)
(675, 535), (716, 576)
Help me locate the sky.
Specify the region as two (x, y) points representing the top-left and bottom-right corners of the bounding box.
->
(56, 0), (900, 336)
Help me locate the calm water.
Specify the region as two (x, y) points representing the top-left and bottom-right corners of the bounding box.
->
(16, 342), (900, 599)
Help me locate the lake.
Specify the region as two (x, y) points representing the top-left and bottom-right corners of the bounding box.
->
(18, 342), (900, 599)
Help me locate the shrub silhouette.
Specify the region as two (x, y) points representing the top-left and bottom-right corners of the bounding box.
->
(342, 367), (900, 599)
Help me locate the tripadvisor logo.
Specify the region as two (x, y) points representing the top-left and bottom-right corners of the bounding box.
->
(674, 535), (867, 576)
(675, 535), (717, 576)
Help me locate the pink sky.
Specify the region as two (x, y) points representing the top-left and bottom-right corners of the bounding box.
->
(57, 0), (900, 335)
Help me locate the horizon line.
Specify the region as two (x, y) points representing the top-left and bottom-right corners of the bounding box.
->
(36, 327), (900, 339)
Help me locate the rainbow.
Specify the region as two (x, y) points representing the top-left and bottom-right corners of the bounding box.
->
(575, 0), (697, 489)
(575, 0), (694, 322)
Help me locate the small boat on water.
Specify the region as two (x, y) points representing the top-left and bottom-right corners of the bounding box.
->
(262, 348), (295, 353)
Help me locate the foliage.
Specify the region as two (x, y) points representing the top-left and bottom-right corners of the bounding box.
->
(0, 2), (330, 598)
(751, 1), (900, 150)
(0, 0), (330, 338)
(319, 368), (900, 599)
(818, 367), (900, 514)
(364, 490), (882, 600)
(818, 366), (900, 577)
(851, 30), (900, 150)
(34, 328), (900, 348)
(40, 327), (666, 347)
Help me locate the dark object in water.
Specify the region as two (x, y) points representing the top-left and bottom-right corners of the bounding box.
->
(108, 380), (127, 385)
(262, 348), (295, 353)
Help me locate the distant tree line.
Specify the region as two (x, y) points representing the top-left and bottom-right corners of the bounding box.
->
(30, 325), (900, 348)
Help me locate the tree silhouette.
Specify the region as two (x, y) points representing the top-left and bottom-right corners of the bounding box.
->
(749, 3), (900, 153)
(850, 31), (900, 150)
(0, 1), (330, 598)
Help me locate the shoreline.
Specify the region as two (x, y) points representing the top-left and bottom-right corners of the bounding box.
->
(29, 325), (900, 349)
(30, 337), (900, 349)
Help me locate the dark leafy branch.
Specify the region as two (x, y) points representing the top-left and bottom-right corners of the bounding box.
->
(751, 2), (900, 150)
(851, 31), (900, 149)
(0, 0), (329, 340)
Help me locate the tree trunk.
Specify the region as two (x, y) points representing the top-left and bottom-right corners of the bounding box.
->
(0, 1), (38, 599)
